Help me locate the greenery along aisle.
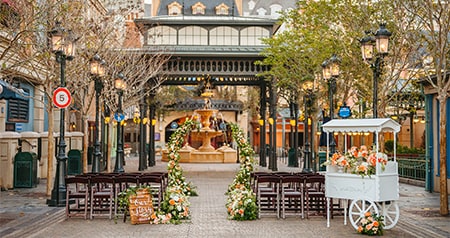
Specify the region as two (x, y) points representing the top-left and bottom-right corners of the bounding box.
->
(225, 123), (258, 220)
(153, 118), (198, 224)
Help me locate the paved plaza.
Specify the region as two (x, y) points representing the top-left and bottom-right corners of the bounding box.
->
(1, 156), (449, 238)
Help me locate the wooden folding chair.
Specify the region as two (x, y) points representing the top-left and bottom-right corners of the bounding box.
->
(256, 175), (280, 219)
(65, 176), (90, 219)
(90, 176), (115, 219)
(304, 175), (326, 218)
(280, 175), (304, 219)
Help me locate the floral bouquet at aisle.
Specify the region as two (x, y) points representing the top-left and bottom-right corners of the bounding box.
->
(357, 212), (384, 236)
(225, 123), (258, 220)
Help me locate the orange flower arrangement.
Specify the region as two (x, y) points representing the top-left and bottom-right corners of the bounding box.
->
(322, 145), (389, 177)
(356, 211), (384, 236)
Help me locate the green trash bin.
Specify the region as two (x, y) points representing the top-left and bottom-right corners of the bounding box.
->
(14, 152), (38, 188)
(318, 151), (327, 171)
(68, 149), (82, 175)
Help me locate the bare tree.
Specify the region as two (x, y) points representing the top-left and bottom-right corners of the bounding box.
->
(396, 0), (449, 216)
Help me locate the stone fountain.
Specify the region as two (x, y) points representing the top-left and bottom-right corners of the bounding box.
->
(162, 79), (237, 163)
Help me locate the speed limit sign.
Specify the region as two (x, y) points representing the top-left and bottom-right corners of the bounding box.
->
(53, 87), (72, 108)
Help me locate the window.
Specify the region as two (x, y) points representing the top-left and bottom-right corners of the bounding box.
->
(148, 26), (177, 45)
(240, 27), (270, 46)
(210, 26), (238, 45)
(168, 1), (182, 16)
(192, 2), (205, 15)
(215, 3), (229, 15)
(179, 26), (207, 45)
(270, 4), (283, 18)
(7, 89), (29, 123)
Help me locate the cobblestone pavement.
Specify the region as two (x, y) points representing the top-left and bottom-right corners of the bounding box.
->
(1, 156), (449, 238)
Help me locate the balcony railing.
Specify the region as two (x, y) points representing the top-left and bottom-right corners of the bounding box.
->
(395, 154), (427, 181)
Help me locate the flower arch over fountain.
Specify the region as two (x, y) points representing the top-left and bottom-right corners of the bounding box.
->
(162, 77), (237, 163)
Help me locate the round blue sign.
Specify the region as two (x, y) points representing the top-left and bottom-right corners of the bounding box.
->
(114, 113), (125, 122)
(338, 106), (351, 118)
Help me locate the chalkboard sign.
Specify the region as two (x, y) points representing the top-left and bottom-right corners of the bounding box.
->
(129, 188), (154, 224)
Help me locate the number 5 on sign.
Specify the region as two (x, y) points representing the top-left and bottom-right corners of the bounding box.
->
(53, 87), (72, 109)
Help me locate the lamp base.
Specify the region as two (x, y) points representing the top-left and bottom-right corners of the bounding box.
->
(47, 188), (67, 207)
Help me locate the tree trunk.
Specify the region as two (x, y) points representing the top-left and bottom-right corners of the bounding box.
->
(82, 115), (89, 173)
(438, 98), (449, 215)
(46, 107), (54, 196)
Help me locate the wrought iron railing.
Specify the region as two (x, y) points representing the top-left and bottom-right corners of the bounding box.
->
(395, 154), (427, 181)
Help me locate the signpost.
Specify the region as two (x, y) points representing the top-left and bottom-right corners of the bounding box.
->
(52, 87), (71, 109)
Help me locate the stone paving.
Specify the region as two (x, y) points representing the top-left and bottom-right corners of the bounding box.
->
(1, 155), (449, 238)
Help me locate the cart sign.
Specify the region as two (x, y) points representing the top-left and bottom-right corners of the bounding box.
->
(53, 87), (72, 108)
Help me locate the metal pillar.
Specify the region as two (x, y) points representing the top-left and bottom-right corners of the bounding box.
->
(329, 77), (336, 154)
(269, 81), (277, 171)
(303, 92), (313, 173)
(259, 81), (267, 167)
(92, 78), (102, 173)
(47, 52), (68, 207)
(148, 93), (156, 167)
(139, 96), (148, 171)
(114, 90), (125, 173)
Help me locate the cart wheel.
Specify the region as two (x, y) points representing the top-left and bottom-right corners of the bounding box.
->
(349, 199), (379, 230)
(376, 201), (399, 229)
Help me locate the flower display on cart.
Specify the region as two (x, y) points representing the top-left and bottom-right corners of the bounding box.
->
(357, 211), (384, 236)
(322, 145), (389, 177)
(225, 123), (258, 220)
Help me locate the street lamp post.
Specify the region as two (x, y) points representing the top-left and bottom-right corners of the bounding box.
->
(302, 81), (314, 173)
(47, 22), (76, 207)
(322, 54), (340, 154)
(114, 73), (126, 173)
(90, 54), (106, 173)
(288, 97), (299, 167)
(360, 23), (391, 119)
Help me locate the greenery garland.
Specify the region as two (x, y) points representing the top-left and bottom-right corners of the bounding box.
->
(225, 123), (258, 220)
(157, 118), (198, 224)
(117, 118), (197, 224)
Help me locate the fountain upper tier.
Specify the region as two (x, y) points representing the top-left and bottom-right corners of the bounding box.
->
(192, 108), (223, 151)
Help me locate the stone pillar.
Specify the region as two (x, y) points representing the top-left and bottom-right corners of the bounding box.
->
(70, 131), (84, 150)
(0, 100), (6, 132)
(39, 132), (57, 179)
(33, 85), (45, 133)
(0, 132), (21, 189)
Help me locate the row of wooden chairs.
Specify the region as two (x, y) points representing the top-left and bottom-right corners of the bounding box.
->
(251, 172), (327, 219)
(65, 172), (167, 220)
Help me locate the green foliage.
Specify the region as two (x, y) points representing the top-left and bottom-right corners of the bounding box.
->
(115, 119), (198, 225)
(257, 0), (397, 115)
(384, 140), (425, 154)
(225, 123), (258, 221)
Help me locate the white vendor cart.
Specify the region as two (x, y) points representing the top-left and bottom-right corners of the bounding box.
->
(322, 118), (401, 230)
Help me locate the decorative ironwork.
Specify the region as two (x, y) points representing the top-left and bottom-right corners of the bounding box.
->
(171, 98), (243, 111)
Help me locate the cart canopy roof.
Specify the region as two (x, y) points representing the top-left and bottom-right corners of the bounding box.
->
(322, 118), (400, 133)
